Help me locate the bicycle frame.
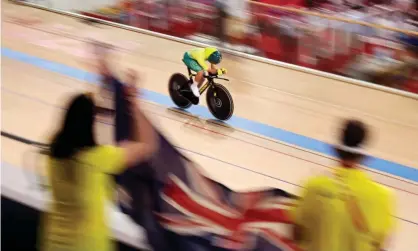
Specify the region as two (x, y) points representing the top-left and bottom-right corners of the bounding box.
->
(187, 68), (229, 95)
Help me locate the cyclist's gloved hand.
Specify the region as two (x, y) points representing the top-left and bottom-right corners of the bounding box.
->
(217, 68), (227, 75)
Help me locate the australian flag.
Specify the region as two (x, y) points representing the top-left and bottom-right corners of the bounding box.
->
(111, 76), (300, 251)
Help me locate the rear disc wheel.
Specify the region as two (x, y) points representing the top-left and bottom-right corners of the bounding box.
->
(168, 73), (192, 109)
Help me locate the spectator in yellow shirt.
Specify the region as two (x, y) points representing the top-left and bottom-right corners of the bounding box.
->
(292, 120), (395, 251)
(39, 83), (158, 251)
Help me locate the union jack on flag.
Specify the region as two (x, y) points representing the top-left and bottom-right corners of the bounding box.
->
(112, 74), (300, 251)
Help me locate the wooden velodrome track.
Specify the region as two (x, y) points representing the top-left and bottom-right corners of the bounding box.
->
(1, 1), (418, 250)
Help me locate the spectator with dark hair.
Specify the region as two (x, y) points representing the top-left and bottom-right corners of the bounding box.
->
(291, 120), (395, 251)
(38, 65), (158, 251)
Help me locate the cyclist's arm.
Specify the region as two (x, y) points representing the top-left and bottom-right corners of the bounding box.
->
(208, 64), (218, 74)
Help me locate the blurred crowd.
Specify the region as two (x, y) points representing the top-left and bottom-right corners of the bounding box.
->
(78, 0), (418, 94)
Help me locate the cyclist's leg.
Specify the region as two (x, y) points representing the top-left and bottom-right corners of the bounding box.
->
(183, 53), (203, 97)
(194, 71), (205, 87)
(190, 71), (203, 97)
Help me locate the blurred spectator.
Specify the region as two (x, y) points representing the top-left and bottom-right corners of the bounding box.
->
(367, 20), (418, 91)
(215, 0), (228, 42)
(223, 0), (251, 44)
(38, 60), (158, 250)
(291, 120), (395, 251)
(394, 0), (417, 11)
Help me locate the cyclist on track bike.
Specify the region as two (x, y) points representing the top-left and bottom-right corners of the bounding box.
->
(182, 47), (227, 97)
